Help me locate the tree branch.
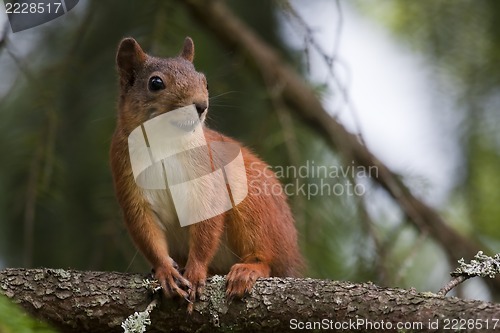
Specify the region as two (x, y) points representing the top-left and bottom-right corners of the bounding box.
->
(1, 268), (500, 332)
(178, 0), (500, 292)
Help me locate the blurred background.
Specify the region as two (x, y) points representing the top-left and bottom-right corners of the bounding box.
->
(0, 0), (499, 303)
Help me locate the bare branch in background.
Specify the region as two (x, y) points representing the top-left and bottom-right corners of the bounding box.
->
(0, 22), (9, 51)
(178, 0), (500, 294)
(278, 0), (365, 143)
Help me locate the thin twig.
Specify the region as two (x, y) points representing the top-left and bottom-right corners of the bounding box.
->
(438, 275), (469, 296)
(438, 252), (500, 296)
(278, 0), (366, 143)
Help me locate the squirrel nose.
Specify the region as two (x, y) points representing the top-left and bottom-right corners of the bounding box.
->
(194, 102), (208, 118)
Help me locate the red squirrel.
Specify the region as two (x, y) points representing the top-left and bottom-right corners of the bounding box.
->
(110, 36), (303, 311)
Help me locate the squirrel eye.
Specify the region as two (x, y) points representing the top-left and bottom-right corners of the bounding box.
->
(148, 76), (165, 91)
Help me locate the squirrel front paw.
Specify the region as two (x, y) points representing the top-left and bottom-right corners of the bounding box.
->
(153, 264), (191, 300)
(226, 262), (271, 300)
(183, 264), (208, 314)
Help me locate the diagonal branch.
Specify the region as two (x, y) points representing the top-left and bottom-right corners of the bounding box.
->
(178, 0), (500, 292)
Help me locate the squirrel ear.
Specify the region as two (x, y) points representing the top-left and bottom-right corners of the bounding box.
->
(116, 38), (147, 88)
(180, 37), (195, 62)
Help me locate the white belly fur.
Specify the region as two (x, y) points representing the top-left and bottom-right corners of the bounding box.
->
(142, 188), (239, 273)
(140, 131), (239, 273)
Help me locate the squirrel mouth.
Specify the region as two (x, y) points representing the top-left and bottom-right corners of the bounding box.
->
(145, 105), (202, 133)
(169, 118), (199, 132)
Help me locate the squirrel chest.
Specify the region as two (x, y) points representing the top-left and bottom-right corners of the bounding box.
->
(137, 128), (239, 273)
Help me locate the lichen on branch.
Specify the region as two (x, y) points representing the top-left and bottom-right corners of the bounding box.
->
(452, 251), (500, 279)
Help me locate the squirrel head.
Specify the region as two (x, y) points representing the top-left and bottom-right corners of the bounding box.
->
(116, 37), (209, 134)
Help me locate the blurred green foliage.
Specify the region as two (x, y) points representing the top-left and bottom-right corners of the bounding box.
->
(357, 0), (500, 250)
(0, 295), (56, 333)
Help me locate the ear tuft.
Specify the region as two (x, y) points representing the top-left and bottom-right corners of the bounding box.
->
(116, 37), (147, 88)
(180, 37), (195, 62)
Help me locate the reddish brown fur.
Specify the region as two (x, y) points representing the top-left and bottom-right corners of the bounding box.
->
(111, 37), (303, 311)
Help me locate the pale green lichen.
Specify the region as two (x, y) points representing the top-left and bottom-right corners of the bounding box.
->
(141, 278), (161, 293)
(123, 275), (230, 331)
(452, 251), (500, 278)
(121, 299), (158, 333)
(49, 269), (71, 279)
(121, 310), (152, 333)
(198, 275), (228, 327)
(120, 278), (166, 332)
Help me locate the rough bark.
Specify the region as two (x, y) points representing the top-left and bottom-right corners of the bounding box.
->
(1, 268), (499, 332)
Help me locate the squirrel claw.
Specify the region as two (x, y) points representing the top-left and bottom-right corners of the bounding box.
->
(225, 262), (270, 299)
(154, 265), (191, 299)
(187, 302), (194, 314)
(183, 267), (207, 313)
